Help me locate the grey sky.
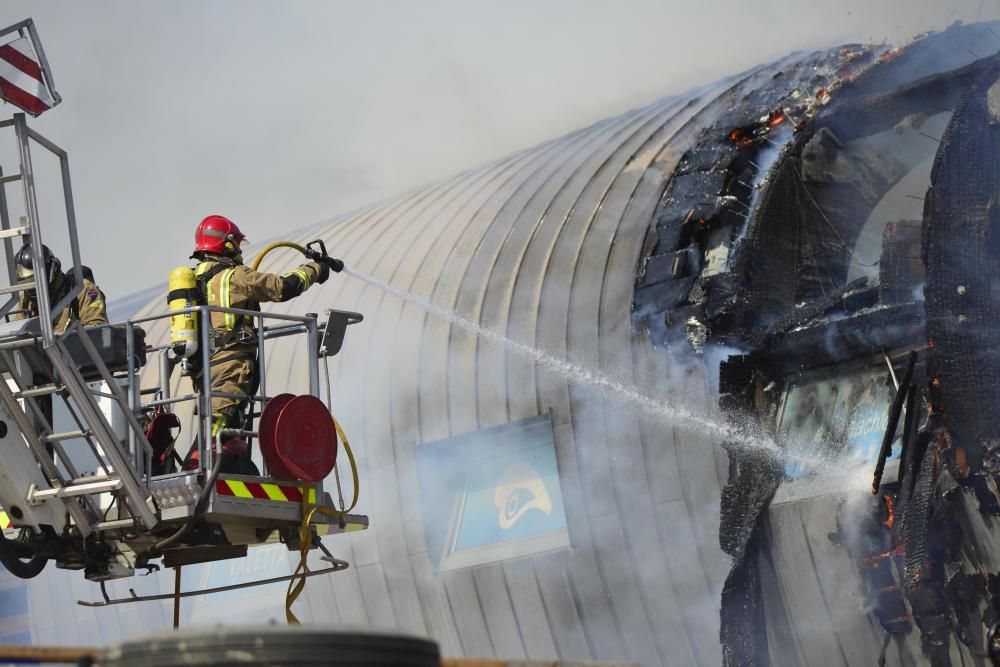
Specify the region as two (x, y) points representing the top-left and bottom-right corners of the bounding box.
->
(0, 0), (994, 300)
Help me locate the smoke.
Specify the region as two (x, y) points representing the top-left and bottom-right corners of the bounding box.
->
(344, 266), (779, 454)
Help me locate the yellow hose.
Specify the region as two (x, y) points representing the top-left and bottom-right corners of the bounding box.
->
(285, 417), (360, 624)
(250, 239), (360, 623)
(250, 241), (306, 271)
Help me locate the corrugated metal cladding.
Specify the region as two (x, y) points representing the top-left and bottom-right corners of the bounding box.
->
(19, 51), (823, 664)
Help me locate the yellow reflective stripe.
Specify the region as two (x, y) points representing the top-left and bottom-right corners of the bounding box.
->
(195, 262), (212, 276)
(219, 268), (236, 330)
(262, 484), (287, 501)
(281, 268), (311, 291)
(0, 511), (9, 529)
(216, 481), (318, 504)
(211, 415), (228, 436)
(226, 481), (254, 499)
(88, 300), (104, 309)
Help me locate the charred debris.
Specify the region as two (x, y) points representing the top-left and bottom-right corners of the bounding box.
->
(633, 21), (1000, 667)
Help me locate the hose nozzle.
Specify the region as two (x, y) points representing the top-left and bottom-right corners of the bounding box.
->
(305, 239), (344, 272)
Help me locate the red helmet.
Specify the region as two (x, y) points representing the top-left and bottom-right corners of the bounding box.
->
(192, 215), (247, 258)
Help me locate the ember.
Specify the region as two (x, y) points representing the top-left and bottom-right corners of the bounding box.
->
(954, 447), (970, 477)
(725, 107), (798, 148)
(878, 47), (903, 63)
(727, 127), (753, 146)
(864, 545), (905, 570)
(882, 494), (896, 529)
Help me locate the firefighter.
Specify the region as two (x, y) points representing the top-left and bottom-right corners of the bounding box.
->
(13, 243), (108, 331)
(185, 214), (333, 473)
(13, 244), (108, 439)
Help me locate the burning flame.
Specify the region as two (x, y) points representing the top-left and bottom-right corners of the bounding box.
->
(863, 545), (904, 570)
(882, 494), (896, 529)
(954, 446), (970, 478)
(931, 428), (969, 478)
(727, 127), (753, 146)
(878, 48), (903, 64)
(727, 108), (793, 147)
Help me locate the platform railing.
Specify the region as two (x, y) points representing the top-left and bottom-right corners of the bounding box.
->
(102, 304), (322, 486)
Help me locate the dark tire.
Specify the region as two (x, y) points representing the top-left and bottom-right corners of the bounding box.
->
(102, 626), (441, 667)
(0, 531), (46, 579)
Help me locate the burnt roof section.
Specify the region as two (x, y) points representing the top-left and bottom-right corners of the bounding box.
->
(633, 42), (888, 347)
(923, 57), (1000, 465)
(714, 28), (1000, 666)
(633, 22), (1000, 353)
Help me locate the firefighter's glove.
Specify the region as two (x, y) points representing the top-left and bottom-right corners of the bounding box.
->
(316, 262), (331, 284)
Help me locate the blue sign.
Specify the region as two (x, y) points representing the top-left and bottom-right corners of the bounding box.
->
(416, 414), (569, 571)
(454, 446), (566, 550)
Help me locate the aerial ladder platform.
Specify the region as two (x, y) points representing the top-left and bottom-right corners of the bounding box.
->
(0, 54), (368, 605)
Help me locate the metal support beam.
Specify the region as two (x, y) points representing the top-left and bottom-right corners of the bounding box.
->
(12, 114), (54, 343)
(0, 225), (28, 239)
(44, 338), (157, 528)
(27, 476), (122, 503)
(40, 428), (92, 443)
(0, 368), (93, 535)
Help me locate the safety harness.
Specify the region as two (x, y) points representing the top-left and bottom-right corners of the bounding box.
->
(194, 261), (260, 355)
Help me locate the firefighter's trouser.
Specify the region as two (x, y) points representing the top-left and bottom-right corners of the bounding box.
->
(200, 348), (256, 436)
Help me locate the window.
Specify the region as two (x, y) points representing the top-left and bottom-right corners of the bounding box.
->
(416, 414), (569, 572)
(776, 365), (901, 481)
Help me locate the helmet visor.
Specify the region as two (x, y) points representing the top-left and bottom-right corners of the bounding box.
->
(15, 264), (33, 281)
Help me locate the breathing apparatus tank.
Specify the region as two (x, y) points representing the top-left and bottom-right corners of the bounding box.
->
(168, 266), (200, 359)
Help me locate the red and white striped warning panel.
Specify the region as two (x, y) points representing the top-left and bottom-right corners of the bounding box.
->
(0, 36), (54, 116)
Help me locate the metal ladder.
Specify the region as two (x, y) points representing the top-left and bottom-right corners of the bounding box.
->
(0, 113), (156, 537)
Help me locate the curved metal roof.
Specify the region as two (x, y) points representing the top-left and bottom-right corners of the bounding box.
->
(120, 51), (845, 666)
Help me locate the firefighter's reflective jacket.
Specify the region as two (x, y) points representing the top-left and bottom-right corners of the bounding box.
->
(15, 272), (108, 333)
(195, 254), (324, 350)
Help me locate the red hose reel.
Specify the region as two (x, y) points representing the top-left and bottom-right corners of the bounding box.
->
(258, 393), (338, 482)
